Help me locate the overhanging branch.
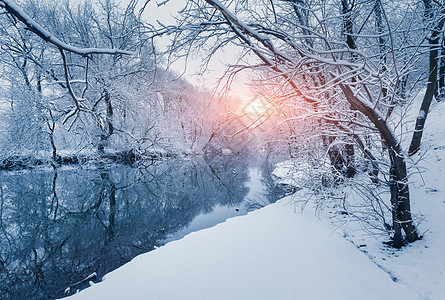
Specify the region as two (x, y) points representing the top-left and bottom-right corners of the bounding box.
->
(1, 0), (134, 56)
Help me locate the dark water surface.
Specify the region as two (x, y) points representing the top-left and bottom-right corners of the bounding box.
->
(0, 155), (282, 299)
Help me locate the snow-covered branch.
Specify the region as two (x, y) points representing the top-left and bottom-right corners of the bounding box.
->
(1, 0), (133, 56)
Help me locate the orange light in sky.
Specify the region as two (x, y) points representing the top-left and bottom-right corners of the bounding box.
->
(240, 93), (281, 130)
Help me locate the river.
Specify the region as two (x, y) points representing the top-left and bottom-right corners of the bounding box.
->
(0, 153), (287, 299)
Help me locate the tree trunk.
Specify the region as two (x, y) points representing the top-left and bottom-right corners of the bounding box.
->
(439, 41), (445, 100)
(340, 84), (419, 246)
(408, 0), (445, 155)
(341, 0), (357, 52)
(340, 0), (357, 177)
(98, 88), (114, 155)
(47, 110), (58, 162)
(389, 150), (418, 246)
(408, 38), (440, 155)
(374, 0), (389, 112)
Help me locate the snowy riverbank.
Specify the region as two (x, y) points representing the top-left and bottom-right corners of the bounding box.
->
(67, 197), (418, 300)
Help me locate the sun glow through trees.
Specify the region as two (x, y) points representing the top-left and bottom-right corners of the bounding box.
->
(241, 93), (281, 130)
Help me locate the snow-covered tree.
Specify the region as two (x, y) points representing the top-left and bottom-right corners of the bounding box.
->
(0, 0), (224, 158)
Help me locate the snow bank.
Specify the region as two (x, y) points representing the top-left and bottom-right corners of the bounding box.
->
(67, 198), (417, 300)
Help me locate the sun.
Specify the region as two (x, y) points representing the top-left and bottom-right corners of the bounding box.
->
(235, 94), (282, 131)
(241, 94), (278, 118)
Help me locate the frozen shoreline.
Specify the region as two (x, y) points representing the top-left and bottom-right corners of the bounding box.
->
(66, 197), (418, 300)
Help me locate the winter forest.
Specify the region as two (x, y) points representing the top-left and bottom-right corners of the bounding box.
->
(1, 0), (444, 299)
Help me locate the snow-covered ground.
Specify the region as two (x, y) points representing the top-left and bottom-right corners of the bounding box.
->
(67, 97), (445, 300)
(345, 97), (445, 300)
(67, 197), (417, 300)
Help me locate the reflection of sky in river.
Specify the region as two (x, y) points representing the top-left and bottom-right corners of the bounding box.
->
(166, 167), (267, 243)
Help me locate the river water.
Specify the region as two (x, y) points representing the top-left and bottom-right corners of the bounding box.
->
(0, 154), (285, 299)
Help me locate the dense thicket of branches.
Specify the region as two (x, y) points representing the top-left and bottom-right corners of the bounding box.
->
(0, 0), (227, 161)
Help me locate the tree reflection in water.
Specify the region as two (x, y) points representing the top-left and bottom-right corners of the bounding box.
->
(0, 155), (266, 299)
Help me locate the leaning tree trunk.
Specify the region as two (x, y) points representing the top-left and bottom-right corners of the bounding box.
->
(340, 84), (419, 247)
(408, 35), (440, 155)
(408, 0), (445, 156)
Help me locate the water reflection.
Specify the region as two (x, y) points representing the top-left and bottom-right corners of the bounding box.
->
(0, 155), (278, 299)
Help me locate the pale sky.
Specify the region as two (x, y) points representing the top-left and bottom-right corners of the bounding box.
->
(138, 0), (252, 100)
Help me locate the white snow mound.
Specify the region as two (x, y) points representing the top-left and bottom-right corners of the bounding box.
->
(67, 199), (418, 300)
